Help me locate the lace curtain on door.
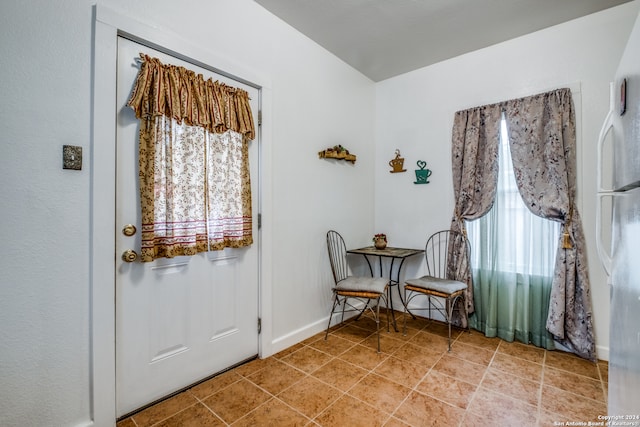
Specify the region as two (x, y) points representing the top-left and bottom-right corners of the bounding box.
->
(127, 54), (256, 262)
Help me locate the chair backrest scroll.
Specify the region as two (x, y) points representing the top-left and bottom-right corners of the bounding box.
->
(425, 230), (471, 282)
(327, 230), (349, 284)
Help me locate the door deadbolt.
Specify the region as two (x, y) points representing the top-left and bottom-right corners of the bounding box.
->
(122, 224), (137, 237)
(122, 249), (138, 263)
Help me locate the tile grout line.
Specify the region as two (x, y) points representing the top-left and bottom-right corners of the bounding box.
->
(238, 362), (319, 424)
(537, 348), (547, 425)
(278, 330), (393, 426)
(120, 312), (607, 427)
(314, 318), (415, 425)
(143, 400), (208, 427)
(342, 312), (446, 425)
(456, 336), (501, 426)
(598, 362), (608, 405)
(385, 325), (449, 427)
(195, 398), (231, 426)
(275, 322), (391, 425)
(191, 363), (306, 426)
(234, 394), (315, 426)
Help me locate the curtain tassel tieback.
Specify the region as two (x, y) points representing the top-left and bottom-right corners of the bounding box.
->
(562, 207), (573, 249)
(454, 210), (467, 237)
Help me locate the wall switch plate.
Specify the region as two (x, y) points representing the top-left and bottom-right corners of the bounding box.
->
(63, 145), (82, 170)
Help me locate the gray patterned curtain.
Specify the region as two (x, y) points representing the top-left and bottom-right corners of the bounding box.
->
(451, 88), (595, 360)
(504, 89), (594, 360)
(450, 105), (502, 323)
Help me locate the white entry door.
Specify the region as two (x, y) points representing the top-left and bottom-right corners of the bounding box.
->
(115, 36), (260, 417)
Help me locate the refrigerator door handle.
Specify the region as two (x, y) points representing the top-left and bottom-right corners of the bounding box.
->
(597, 82), (615, 194)
(596, 82), (616, 280)
(596, 192), (613, 279)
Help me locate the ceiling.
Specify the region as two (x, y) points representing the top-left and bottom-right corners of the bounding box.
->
(254, 0), (633, 82)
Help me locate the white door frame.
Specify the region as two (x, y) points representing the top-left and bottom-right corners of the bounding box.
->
(90, 6), (274, 425)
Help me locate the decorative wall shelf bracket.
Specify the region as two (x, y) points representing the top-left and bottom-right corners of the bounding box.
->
(318, 145), (356, 164)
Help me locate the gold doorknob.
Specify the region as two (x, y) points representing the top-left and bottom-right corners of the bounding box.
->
(122, 224), (137, 237)
(122, 249), (138, 263)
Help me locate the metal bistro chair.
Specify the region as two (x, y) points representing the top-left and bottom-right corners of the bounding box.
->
(325, 230), (389, 353)
(403, 230), (471, 351)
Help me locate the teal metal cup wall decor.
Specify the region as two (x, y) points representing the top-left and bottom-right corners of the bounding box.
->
(414, 160), (432, 184)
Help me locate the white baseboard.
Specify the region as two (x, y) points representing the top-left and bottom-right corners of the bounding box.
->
(267, 303), (366, 357)
(553, 340), (609, 362)
(268, 318), (327, 357)
(596, 344), (610, 362)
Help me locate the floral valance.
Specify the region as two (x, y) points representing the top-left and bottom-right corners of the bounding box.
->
(127, 54), (255, 140)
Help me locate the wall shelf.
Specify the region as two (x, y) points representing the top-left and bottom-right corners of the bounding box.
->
(318, 145), (356, 164)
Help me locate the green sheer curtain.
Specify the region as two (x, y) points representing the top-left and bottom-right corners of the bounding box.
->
(466, 115), (559, 349)
(452, 89), (595, 359)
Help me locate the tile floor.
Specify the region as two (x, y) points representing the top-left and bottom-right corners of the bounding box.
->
(117, 311), (609, 427)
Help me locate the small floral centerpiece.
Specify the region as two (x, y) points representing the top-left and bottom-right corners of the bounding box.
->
(373, 233), (387, 249)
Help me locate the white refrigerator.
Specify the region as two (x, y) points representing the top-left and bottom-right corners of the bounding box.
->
(597, 11), (640, 415)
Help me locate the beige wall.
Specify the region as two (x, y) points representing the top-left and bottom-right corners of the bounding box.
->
(0, 1), (375, 425)
(375, 0), (640, 361)
(1, 0), (638, 425)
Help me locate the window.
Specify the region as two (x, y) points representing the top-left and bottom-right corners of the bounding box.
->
(467, 114), (559, 277)
(465, 114), (559, 347)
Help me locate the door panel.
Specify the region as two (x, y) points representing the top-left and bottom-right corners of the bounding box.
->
(612, 19), (640, 190)
(609, 188), (640, 415)
(206, 255), (239, 339)
(115, 36), (260, 417)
